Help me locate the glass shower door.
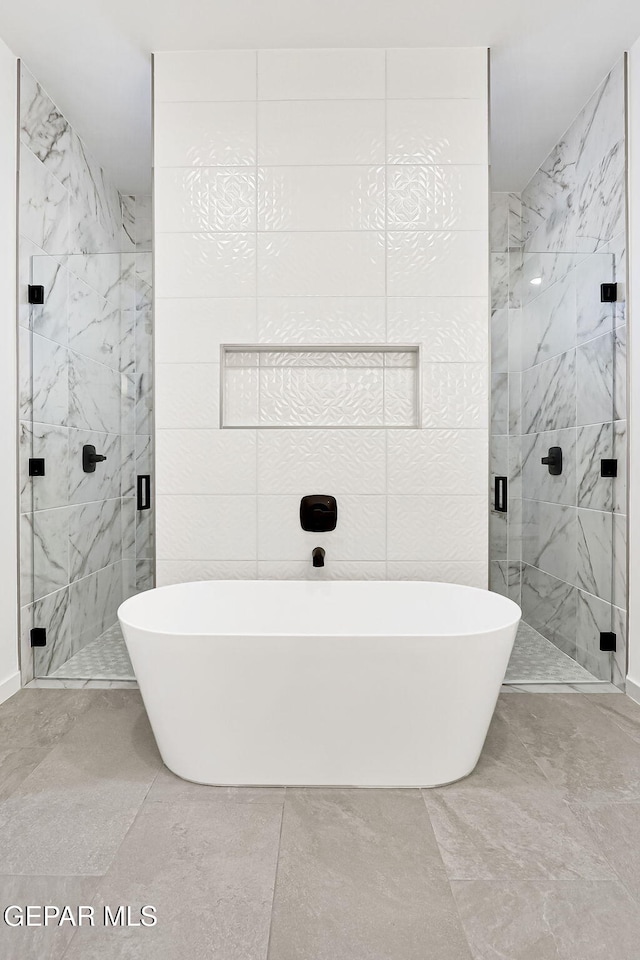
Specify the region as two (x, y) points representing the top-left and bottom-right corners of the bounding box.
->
(23, 250), (153, 681)
(513, 244), (626, 686)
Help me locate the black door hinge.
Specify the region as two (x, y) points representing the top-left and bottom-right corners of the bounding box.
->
(601, 459), (618, 478)
(600, 631), (617, 652)
(30, 627), (47, 647)
(600, 282), (618, 303)
(28, 284), (45, 304)
(28, 458), (45, 477)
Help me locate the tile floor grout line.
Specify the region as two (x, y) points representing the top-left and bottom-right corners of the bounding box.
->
(264, 785), (287, 960)
(418, 787), (477, 960)
(56, 758), (164, 960)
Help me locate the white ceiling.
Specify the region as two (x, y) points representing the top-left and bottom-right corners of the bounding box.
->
(0, 0), (639, 194)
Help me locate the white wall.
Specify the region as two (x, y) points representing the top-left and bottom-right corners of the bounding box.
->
(153, 48), (490, 585)
(628, 40), (640, 701)
(0, 37), (20, 703)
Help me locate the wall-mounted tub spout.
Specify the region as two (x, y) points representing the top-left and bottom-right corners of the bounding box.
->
(312, 547), (325, 568)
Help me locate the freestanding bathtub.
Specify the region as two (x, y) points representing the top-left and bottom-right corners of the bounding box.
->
(118, 580), (521, 788)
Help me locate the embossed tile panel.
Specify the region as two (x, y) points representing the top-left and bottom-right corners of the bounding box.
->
(258, 166), (385, 232)
(154, 101), (257, 167)
(155, 168), (257, 233)
(154, 48), (489, 582)
(387, 165), (488, 231)
(222, 346), (419, 428)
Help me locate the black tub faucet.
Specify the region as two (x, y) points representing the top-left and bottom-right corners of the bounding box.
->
(312, 547), (325, 568)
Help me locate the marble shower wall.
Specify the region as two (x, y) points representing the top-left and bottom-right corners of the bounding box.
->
(18, 64), (153, 680)
(490, 59), (628, 687)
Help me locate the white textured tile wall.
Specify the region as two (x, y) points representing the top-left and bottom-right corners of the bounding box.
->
(154, 48), (489, 583)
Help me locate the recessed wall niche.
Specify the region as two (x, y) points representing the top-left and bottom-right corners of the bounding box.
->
(221, 344), (421, 428)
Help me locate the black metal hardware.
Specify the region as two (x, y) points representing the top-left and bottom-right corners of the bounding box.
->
(601, 459), (618, 478)
(137, 474), (151, 511)
(30, 627), (47, 647)
(82, 444), (107, 473)
(600, 282), (618, 303)
(312, 547), (326, 568)
(28, 458), (45, 477)
(600, 631), (617, 652)
(494, 476), (508, 513)
(28, 284), (44, 305)
(541, 446), (563, 476)
(300, 495), (337, 532)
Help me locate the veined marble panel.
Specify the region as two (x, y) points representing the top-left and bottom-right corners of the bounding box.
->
(68, 352), (122, 434)
(577, 333), (615, 426)
(20, 145), (70, 254)
(22, 506), (71, 602)
(31, 255), (69, 345)
(32, 335), (69, 427)
(576, 508), (614, 602)
(490, 193), (509, 253)
(522, 271), (575, 369)
(522, 500), (577, 585)
(521, 350), (576, 434)
(69, 498), (122, 582)
(521, 563), (577, 659)
(68, 274), (121, 369)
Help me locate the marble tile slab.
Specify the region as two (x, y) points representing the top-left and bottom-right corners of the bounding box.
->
(32, 335), (69, 427)
(521, 349), (576, 434)
(0, 692), (160, 875)
(452, 879), (640, 960)
(576, 508), (613, 601)
(0, 876), (99, 960)
(68, 352), (121, 434)
(522, 500), (577, 585)
(68, 498), (121, 581)
(521, 271), (576, 370)
(62, 799), (282, 959)
(424, 783), (615, 880)
(569, 802), (640, 905)
(577, 332), (615, 426)
(498, 692), (640, 801)
(269, 789), (472, 960)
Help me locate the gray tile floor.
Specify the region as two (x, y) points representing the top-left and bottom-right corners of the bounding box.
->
(1, 688), (640, 958)
(47, 620), (601, 686)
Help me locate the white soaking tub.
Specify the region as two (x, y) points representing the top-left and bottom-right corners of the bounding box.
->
(118, 580), (520, 788)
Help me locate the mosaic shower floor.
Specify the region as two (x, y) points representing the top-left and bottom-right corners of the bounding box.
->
(504, 621), (597, 683)
(47, 619), (599, 685)
(48, 623), (135, 681)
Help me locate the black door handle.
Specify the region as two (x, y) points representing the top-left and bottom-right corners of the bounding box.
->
(82, 444), (107, 473)
(541, 446), (563, 476)
(137, 474), (151, 511)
